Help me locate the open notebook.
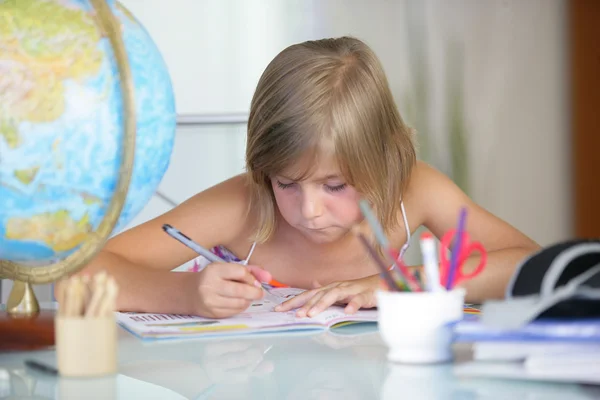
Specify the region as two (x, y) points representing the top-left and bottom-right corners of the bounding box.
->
(116, 287), (378, 341)
(117, 286), (482, 341)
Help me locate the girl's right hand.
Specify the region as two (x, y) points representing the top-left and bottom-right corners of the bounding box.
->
(190, 263), (271, 318)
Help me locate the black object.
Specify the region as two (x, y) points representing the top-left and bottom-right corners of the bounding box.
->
(482, 239), (600, 328)
(25, 359), (58, 376)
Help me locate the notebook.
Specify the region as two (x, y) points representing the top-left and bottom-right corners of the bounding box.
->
(116, 287), (378, 341)
(117, 286), (481, 341)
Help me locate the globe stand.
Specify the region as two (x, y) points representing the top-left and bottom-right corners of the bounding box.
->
(0, 0), (136, 354)
(7, 281), (40, 315)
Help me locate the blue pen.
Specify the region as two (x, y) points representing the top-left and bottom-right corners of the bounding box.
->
(162, 224), (224, 264)
(446, 207), (468, 289)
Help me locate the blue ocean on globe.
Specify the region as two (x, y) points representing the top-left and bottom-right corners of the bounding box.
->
(0, 0), (176, 263)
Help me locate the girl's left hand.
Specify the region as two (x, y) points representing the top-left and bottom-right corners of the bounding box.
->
(274, 275), (380, 317)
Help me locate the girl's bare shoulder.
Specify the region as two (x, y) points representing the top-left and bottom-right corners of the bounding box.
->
(185, 173), (258, 236)
(104, 174), (258, 269)
(400, 160), (436, 226)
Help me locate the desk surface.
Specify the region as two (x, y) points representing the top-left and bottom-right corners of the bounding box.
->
(1, 310), (599, 399)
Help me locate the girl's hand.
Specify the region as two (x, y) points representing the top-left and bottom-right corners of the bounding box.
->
(190, 263), (272, 318)
(274, 275), (380, 317)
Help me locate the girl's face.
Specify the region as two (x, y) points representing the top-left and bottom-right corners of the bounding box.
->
(271, 153), (363, 244)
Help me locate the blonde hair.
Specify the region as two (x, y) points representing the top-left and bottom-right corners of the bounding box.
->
(246, 36), (416, 242)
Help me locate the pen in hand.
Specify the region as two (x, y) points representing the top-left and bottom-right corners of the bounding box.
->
(162, 223), (274, 288)
(162, 223), (275, 291)
(162, 224), (225, 264)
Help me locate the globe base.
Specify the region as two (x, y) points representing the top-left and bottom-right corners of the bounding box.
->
(0, 310), (55, 352)
(7, 281), (40, 316)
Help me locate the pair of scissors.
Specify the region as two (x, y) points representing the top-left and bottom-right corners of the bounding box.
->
(439, 228), (487, 289)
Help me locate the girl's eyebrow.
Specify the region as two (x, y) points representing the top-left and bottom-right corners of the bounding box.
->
(276, 174), (295, 181)
(276, 173), (343, 182)
(314, 174), (342, 181)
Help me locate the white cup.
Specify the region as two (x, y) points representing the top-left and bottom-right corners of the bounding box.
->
(376, 288), (465, 364)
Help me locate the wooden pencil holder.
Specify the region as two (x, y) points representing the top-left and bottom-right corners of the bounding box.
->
(55, 315), (118, 377)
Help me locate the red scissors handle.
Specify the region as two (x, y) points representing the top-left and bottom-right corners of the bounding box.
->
(439, 229), (487, 287)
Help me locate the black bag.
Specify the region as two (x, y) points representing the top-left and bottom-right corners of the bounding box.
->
(481, 239), (600, 328)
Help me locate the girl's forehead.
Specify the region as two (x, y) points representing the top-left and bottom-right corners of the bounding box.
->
(278, 150), (344, 181)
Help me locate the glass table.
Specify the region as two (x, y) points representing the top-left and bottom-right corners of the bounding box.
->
(1, 304), (598, 400)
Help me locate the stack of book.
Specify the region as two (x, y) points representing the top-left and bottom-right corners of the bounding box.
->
(453, 239), (600, 385)
(453, 317), (600, 384)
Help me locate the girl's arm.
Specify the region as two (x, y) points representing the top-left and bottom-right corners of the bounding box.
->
(103, 174), (253, 270)
(411, 162), (541, 302)
(56, 175), (265, 316)
(73, 250), (200, 314)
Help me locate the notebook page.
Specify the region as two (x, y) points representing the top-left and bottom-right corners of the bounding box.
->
(244, 287), (306, 313)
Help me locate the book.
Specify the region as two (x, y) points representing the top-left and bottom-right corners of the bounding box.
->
(116, 287), (378, 341)
(456, 341), (600, 386)
(472, 341), (600, 362)
(453, 317), (600, 342)
(454, 330), (600, 386)
(454, 360), (600, 386)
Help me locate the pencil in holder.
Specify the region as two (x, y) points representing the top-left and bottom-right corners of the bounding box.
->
(55, 271), (119, 377)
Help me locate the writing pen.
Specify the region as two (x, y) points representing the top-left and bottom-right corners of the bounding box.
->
(162, 224), (225, 264)
(163, 223), (288, 289)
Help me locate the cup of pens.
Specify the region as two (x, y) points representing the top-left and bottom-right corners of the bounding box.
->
(358, 201), (486, 364)
(55, 271), (119, 377)
(377, 288), (466, 364)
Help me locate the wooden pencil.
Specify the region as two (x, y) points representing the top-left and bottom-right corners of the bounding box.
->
(56, 279), (67, 317)
(85, 271), (107, 318)
(98, 276), (118, 317)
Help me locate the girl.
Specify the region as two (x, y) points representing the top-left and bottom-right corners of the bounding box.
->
(75, 36), (539, 319)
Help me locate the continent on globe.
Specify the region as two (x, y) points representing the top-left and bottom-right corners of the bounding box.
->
(13, 167), (40, 185)
(0, 0), (104, 146)
(6, 211), (91, 253)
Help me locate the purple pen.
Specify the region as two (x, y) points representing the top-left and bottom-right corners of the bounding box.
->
(446, 207), (467, 289)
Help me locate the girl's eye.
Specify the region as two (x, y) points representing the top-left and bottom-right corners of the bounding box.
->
(276, 180), (295, 190)
(326, 183), (347, 192)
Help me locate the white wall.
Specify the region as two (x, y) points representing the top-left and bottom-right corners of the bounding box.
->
(422, 0), (571, 247)
(119, 0), (301, 115)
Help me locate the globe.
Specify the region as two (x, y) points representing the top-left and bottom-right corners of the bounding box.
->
(0, 0), (176, 264)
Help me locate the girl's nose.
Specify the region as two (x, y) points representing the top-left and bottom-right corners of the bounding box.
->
(301, 190), (323, 220)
